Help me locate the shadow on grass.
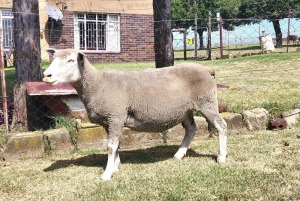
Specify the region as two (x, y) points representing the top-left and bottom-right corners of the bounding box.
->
(44, 145), (216, 172)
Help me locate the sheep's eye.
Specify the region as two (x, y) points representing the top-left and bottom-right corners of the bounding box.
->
(67, 59), (75, 63)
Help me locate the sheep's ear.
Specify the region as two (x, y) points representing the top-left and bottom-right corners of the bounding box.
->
(77, 52), (85, 67)
(46, 48), (56, 57)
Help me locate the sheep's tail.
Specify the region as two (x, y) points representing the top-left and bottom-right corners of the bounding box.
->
(208, 69), (215, 78)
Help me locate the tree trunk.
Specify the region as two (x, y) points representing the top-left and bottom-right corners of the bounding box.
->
(11, 0), (42, 131)
(197, 29), (205, 50)
(153, 0), (174, 68)
(272, 20), (282, 48)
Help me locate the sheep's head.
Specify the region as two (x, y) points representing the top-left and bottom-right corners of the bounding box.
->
(43, 48), (84, 85)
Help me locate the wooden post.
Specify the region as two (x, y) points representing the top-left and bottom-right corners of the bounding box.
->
(183, 29), (187, 60)
(207, 11), (212, 60)
(194, 13), (198, 58)
(0, 40), (9, 133)
(219, 15), (224, 59)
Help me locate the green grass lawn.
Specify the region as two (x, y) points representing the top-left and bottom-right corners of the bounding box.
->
(174, 43), (300, 60)
(1, 67), (15, 100)
(1, 52), (300, 200)
(206, 52), (300, 117)
(0, 128), (299, 200)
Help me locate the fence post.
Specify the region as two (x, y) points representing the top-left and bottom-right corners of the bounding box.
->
(183, 29), (187, 60)
(207, 11), (212, 60)
(217, 13), (224, 59)
(0, 41), (9, 134)
(194, 13), (198, 58)
(287, 9), (291, 53)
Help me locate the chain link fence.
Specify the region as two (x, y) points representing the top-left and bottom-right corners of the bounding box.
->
(1, 7), (300, 134)
(173, 16), (300, 60)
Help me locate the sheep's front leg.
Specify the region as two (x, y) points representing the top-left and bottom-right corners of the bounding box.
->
(101, 123), (122, 181)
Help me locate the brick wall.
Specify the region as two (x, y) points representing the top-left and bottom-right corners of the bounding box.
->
(48, 12), (155, 63)
(46, 11), (75, 50)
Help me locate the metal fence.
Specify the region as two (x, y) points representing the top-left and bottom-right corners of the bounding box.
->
(1, 10), (300, 134)
(173, 16), (300, 60)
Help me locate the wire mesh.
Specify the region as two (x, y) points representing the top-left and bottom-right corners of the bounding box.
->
(0, 4), (300, 134)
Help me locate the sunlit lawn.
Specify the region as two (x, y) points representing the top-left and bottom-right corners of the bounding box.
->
(1, 48), (300, 200)
(0, 128), (299, 200)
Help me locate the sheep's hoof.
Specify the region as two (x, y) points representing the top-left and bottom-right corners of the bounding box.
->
(217, 155), (226, 163)
(112, 160), (121, 173)
(174, 154), (184, 160)
(112, 167), (119, 173)
(174, 150), (186, 160)
(101, 173), (112, 181)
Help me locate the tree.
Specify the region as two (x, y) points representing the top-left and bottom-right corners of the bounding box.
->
(237, 0), (300, 47)
(171, 0), (241, 49)
(11, 0), (42, 131)
(153, 0), (174, 68)
(217, 0), (242, 30)
(171, 0), (209, 50)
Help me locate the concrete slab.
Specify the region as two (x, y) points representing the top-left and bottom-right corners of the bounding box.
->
(120, 128), (164, 149)
(76, 125), (106, 150)
(2, 131), (44, 160)
(43, 128), (74, 155)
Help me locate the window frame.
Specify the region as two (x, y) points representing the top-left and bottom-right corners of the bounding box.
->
(74, 13), (120, 53)
(0, 9), (14, 51)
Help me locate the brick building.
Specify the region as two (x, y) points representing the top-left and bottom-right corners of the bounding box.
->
(0, 0), (155, 63)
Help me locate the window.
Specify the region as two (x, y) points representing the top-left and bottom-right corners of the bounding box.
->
(74, 13), (120, 52)
(0, 10), (13, 50)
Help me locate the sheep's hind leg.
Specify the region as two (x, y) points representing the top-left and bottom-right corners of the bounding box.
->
(101, 123), (122, 181)
(200, 107), (227, 163)
(113, 149), (121, 173)
(174, 112), (197, 160)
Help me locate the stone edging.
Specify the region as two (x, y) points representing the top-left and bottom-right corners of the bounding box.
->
(1, 108), (299, 161)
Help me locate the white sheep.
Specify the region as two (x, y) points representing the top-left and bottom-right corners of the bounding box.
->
(43, 49), (227, 181)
